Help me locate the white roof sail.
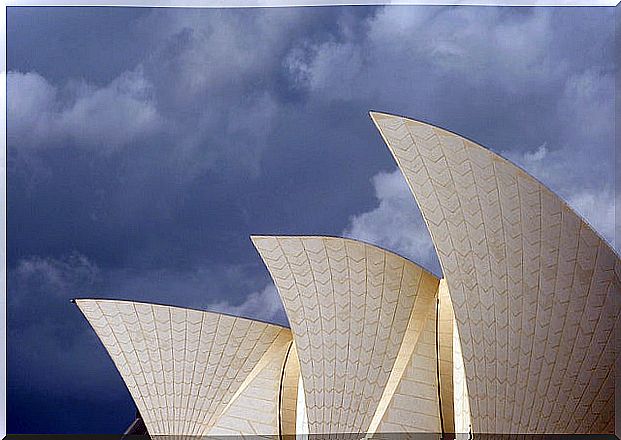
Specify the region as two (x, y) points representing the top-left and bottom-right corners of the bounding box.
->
(75, 299), (293, 437)
(252, 235), (442, 435)
(371, 111), (620, 434)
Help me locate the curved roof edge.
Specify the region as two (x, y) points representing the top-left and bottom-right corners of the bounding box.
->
(369, 110), (618, 258)
(250, 234), (441, 281)
(73, 297), (290, 330)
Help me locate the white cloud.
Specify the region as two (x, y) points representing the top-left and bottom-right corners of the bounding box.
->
(8, 9), (313, 176)
(137, 8), (309, 99)
(7, 71), (58, 148)
(368, 7), (558, 88)
(343, 169), (440, 275)
(8, 69), (163, 152)
(523, 143), (547, 162)
(286, 8), (565, 103)
(58, 70), (163, 151)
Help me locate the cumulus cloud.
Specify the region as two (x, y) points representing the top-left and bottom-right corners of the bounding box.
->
(8, 69), (163, 152)
(286, 8), (567, 104)
(137, 9), (307, 106)
(343, 169), (440, 275)
(127, 8), (343, 178)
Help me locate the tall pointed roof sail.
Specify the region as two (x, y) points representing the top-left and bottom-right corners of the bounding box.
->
(370, 111), (620, 434)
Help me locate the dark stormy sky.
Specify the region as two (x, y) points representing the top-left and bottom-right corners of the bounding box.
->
(7, 5), (617, 434)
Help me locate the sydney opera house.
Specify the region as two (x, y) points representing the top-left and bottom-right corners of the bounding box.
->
(75, 112), (620, 437)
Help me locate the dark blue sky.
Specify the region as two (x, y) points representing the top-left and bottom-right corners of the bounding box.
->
(7, 5), (616, 434)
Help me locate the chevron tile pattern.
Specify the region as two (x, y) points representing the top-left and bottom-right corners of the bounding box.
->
(371, 112), (620, 434)
(374, 281), (440, 434)
(252, 235), (442, 435)
(76, 299), (292, 437)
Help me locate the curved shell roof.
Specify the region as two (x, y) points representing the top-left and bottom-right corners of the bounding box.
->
(252, 235), (442, 435)
(75, 299), (295, 437)
(75, 112), (618, 437)
(370, 111), (620, 434)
